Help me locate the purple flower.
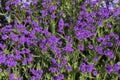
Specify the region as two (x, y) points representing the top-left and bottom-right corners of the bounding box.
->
(61, 56), (66, 65)
(66, 66), (72, 72)
(0, 54), (6, 64)
(56, 64), (62, 68)
(86, 64), (94, 73)
(104, 35), (110, 41)
(62, 43), (74, 53)
(5, 55), (17, 67)
(57, 18), (64, 33)
(55, 1), (60, 5)
(93, 56), (98, 62)
(0, 43), (5, 50)
(32, 21), (38, 27)
(104, 49), (114, 59)
(47, 35), (59, 46)
(19, 35), (26, 45)
(109, 32), (115, 37)
(9, 73), (14, 80)
(113, 34), (119, 40)
(89, 12), (96, 17)
(88, 44), (94, 49)
(78, 45), (84, 51)
(2, 35), (8, 40)
(50, 14), (56, 19)
(113, 64), (120, 76)
(101, 41), (107, 46)
(58, 10), (63, 17)
(52, 74), (64, 80)
(40, 10), (48, 17)
(30, 69), (43, 79)
(9, 33), (18, 42)
(22, 58), (28, 65)
(113, 7), (120, 16)
(14, 54), (21, 60)
(86, 17), (94, 23)
(5, 6), (10, 10)
(26, 10), (32, 15)
(73, 26), (79, 31)
(42, 29), (50, 36)
(83, 58), (88, 63)
(116, 40), (120, 46)
(106, 24), (112, 28)
(96, 37), (103, 42)
(75, 29), (95, 40)
(97, 21), (102, 26)
(39, 43), (47, 51)
(0, 51), (2, 54)
(55, 51), (61, 58)
(58, 41), (62, 45)
(30, 76), (36, 80)
(105, 64), (113, 74)
(27, 54), (33, 63)
(52, 76), (57, 80)
(107, 42), (113, 47)
(79, 63), (86, 73)
(65, 36), (72, 42)
(57, 74), (64, 79)
(34, 27), (42, 33)
(49, 67), (57, 73)
(49, 6), (57, 13)
(92, 70), (98, 76)
(71, 1), (76, 6)
(50, 58), (56, 64)
(0, 68), (2, 72)
(24, 48), (30, 53)
(95, 46), (103, 54)
(78, 16), (82, 20)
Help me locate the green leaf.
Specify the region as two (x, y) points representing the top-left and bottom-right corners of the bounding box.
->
(0, 13), (5, 15)
(50, 20), (56, 34)
(3, 49), (9, 55)
(7, 15), (11, 23)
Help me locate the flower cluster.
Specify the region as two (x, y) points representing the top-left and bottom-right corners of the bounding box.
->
(0, 0), (120, 80)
